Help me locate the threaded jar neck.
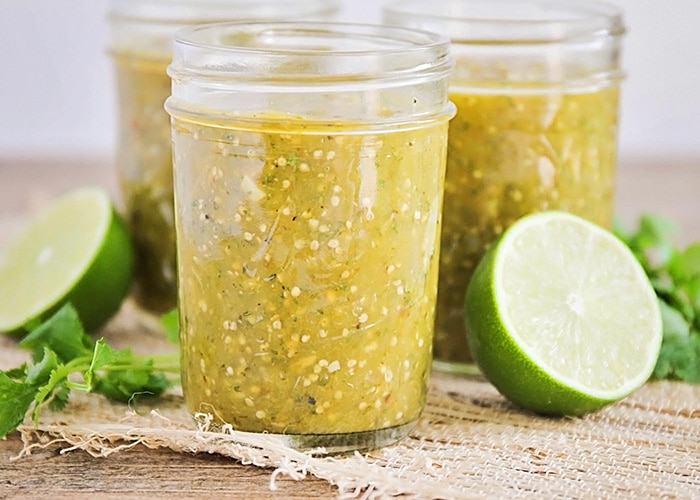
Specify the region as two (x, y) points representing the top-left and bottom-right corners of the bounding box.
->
(166, 22), (455, 127)
(383, 0), (625, 90)
(108, 0), (340, 58)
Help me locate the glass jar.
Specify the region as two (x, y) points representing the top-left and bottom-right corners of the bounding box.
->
(383, 0), (625, 372)
(107, 0), (339, 315)
(165, 22), (455, 453)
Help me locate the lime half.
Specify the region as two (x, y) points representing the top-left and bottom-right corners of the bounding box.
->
(0, 187), (134, 334)
(465, 211), (662, 416)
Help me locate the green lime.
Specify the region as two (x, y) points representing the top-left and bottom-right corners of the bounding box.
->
(0, 186), (134, 334)
(465, 211), (662, 416)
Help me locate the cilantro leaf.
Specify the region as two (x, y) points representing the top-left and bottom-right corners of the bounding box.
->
(85, 339), (171, 401)
(617, 214), (700, 384)
(0, 372), (38, 439)
(160, 308), (180, 345)
(654, 335), (700, 383)
(19, 304), (93, 363)
(25, 348), (60, 387)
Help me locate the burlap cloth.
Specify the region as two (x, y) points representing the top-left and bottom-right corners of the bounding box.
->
(1, 301), (699, 499)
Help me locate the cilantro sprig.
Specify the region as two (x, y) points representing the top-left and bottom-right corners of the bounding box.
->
(615, 214), (700, 383)
(0, 304), (180, 439)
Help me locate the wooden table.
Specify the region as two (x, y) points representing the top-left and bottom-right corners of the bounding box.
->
(1, 156), (699, 498)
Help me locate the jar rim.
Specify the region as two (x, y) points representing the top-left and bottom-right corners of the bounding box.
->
(168, 21), (453, 84)
(173, 21), (451, 57)
(383, 0), (625, 43)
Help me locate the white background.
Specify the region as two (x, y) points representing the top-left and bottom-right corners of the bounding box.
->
(0, 0), (698, 161)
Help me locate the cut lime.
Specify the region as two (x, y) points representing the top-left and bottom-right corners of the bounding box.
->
(0, 187), (134, 334)
(465, 211), (662, 416)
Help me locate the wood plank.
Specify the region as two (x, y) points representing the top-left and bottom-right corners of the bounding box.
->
(0, 433), (337, 498)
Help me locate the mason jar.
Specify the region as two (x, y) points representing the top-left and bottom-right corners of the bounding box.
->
(383, 0), (626, 372)
(165, 22), (455, 453)
(107, 0), (339, 315)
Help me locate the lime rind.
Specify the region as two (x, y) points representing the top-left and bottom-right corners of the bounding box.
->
(466, 211), (663, 416)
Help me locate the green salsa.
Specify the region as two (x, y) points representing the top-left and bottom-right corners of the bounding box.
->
(172, 115), (449, 435)
(113, 54), (177, 313)
(435, 87), (620, 365)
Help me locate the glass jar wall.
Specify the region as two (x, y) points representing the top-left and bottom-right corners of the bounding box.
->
(165, 22), (455, 452)
(107, 0), (339, 314)
(384, 0), (625, 372)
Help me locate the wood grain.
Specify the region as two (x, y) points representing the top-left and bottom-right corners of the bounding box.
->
(0, 433), (337, 499)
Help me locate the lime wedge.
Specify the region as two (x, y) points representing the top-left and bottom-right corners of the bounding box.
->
(0, 187), (134, 334)
(465, 211), (662, 416)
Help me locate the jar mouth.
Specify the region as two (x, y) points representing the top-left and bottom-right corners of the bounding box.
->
(383, 0), (626, 43)
(169, 22), (454, 84)
(174, 21), (450, 56)
(108, 0), (341, 26)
